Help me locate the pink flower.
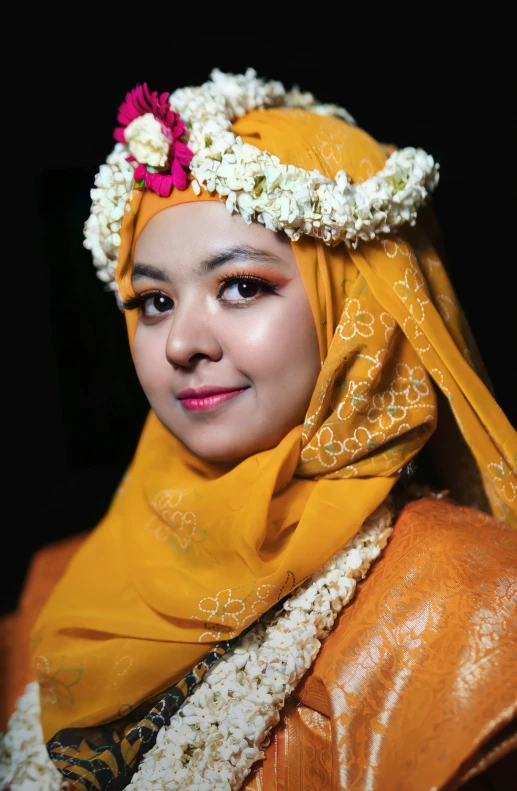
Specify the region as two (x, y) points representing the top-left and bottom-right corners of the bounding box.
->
(114, 84), (193, 195)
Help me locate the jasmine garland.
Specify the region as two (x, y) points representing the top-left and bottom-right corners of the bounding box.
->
(84, 69), (439, 290)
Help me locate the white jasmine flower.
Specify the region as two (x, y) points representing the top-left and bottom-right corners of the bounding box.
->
(182, 706), (218, 731)
(288, 585), (318, 611)
(267, 630), (296, 650)
(246, 684), (274, 706)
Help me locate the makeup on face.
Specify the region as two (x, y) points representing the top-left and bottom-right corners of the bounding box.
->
(125, 254), (293, 321)
(131, 202), (321, 463)
(177, 386), (251, 412)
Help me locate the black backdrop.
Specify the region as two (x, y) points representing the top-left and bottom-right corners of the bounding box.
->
(3, 42), (515, 615)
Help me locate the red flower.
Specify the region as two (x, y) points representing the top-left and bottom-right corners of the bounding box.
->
(114, 84), (193, 195)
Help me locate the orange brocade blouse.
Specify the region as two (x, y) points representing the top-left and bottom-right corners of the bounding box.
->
(2, 497), (516, 790)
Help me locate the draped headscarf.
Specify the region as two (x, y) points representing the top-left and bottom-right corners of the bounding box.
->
(32, 108), (517, 744)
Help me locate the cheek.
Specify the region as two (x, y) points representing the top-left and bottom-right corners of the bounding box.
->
(229, 291), (320, 394)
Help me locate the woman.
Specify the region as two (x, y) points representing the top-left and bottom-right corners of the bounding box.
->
(1, 69), (516, 790)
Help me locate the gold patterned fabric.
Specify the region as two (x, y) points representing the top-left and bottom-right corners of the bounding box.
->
(244, 498), (517, 790)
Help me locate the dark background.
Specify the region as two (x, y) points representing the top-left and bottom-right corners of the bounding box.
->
(3, 42), (515, 614)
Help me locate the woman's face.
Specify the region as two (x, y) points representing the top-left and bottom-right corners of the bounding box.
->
(130, 201), (321, 463)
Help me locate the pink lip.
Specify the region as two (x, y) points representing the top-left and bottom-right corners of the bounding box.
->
(177, 386), (249, 412)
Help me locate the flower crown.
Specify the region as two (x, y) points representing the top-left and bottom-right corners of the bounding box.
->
(84, 68), (440, 290)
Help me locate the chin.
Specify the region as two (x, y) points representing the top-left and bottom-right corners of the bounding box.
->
(185, 438), (256, 465)
(180, 430), (277, 466)
(162, 413), (300, 465)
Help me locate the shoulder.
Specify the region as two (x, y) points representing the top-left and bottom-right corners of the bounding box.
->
(295, 498), (517, 789)
(345, 497), (517, 669)
(389, 496), (517, 589)
(304, 498), (517, 691)
(18, 533), (88, 615)
(0, 534), (87, 729)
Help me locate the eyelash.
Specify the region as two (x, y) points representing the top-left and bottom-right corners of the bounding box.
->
(123, 274), (280, 317)
(217, 273), (279, 302)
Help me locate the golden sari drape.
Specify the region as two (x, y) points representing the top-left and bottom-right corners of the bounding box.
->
(244, 498), (517, 791)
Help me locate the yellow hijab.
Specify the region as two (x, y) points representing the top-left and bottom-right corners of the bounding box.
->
(32, 109), (517, 742)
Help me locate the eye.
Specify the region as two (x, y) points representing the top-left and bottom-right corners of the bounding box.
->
(142, 292), (174, 316)
(223, 281), (260, 300)
(219, 276), (277, 303)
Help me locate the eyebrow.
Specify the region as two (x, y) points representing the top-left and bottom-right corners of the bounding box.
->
(132, 264), (172, 283)
(132, 245), (285, 284)
(197, 245), (285, 274)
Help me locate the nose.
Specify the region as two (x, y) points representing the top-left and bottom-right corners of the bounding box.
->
(165, 301), (223, 368)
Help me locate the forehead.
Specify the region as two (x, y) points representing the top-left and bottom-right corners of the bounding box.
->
(134, 201), (289, 269)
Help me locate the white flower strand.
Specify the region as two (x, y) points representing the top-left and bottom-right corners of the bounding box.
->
(85, 69), (439, 289)
(0, 682), (68, 791)
(190, 141), (437, 245)
(126, 502), (393, 791)
(170, 68), (438, 246)
(0, 503), (392, 791)
(83, 142), (135, 290)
